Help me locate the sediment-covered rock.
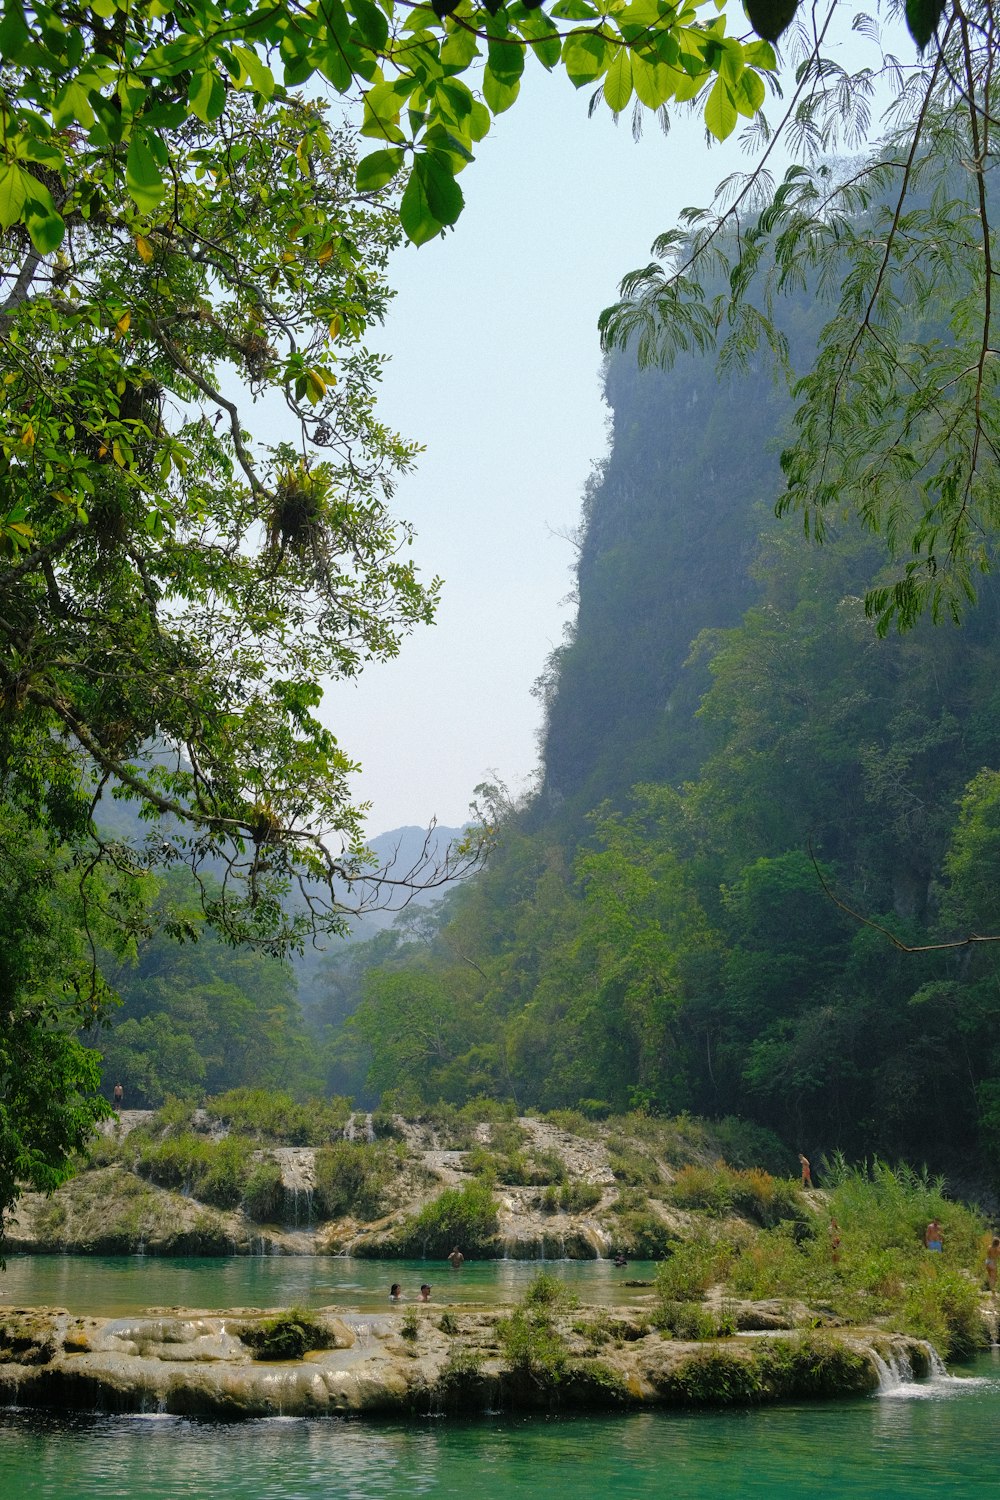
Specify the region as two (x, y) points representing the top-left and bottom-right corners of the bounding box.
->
(0, 1302), (930, 1420)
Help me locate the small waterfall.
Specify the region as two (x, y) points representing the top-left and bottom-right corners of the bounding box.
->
(918, 1340), (951, 1379)
(870, 1346), (913, 1393)
(364, 1113), (375, 1144)
(871, 1341), (955, 1396)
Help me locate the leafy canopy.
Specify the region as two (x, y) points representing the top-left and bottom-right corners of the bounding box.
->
(0, 0), (786, 252)
(601, 0), (1000, 630)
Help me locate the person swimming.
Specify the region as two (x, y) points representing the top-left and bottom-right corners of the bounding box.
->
(389, 1283), (402, 1300)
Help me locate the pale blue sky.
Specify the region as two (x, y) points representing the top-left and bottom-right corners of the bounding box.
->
(318, 21), (900, 836)
(320, 71), (750, 834)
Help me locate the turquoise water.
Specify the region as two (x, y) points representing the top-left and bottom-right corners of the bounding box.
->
(3, 1258), (1000, 1497)
(0, 1254), (659, 1315)
(3, 1356), (1000, 1498)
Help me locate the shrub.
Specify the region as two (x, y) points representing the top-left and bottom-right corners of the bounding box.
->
(434, 1348), (487, 1412)
(725, 1224), (804, 1301)
(667, 1162), (804, 1230)
(205, 1089), (352, 1145)
(313, 1140), (396, 1220)
(150, 1096), (198, 1136)
(543, 1109), (596, 1138)
(577, 1099), (612, 1120)
(656, 1301), (723, 1340)
(558, 1182), (602, 1213)
(656, 1348), (766, 1406)
(370, 1110), (404, 1140)
(396, 1180), (499, 1257)
(467, 1142), (566, 1187)
(654, 1236), (722, 1302)
(614, 1209), (675, 1258)
(199, 1136), (254, 1208)
(523, 1272), (578, 1310)
(242, 1159), (285, 1222)
(607, 1141), (662, 1188)
(240, 1308), (329, 1361)
(497, 1308), (568, 1387)
(135, 1131), (211, 1186)
(899, 1267), (987, 1360)
(400, 1309), (420, 1342)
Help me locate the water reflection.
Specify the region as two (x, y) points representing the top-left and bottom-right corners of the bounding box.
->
(5, 1366), (1000, 1500)
(0, 1254), (659, 1317)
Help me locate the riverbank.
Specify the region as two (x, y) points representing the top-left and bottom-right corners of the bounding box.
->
(1, 1111), (666, 1260)
(0, 1301), (932, 1419)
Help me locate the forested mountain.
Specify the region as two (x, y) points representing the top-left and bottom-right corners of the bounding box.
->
(308, 323), (1000, 1186)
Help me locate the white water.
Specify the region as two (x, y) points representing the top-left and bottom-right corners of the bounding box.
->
(871, 1341), (989, 1399)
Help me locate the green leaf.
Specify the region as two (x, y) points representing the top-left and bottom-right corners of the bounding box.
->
(468, 100), (492, 140)
(631, 51), (675, 109)
(731, 67), (765, 116)
(744, 0), (799, 43)
(619, 0), (668, 22)
(418, 151), (464, 226)
(52, 79), (97, 131)
(399, 163), (441, 246)
(188, 70), (228, 124)
(703, 75), (737, 139)
(562, 32), (610, 87)
(126, 133), (166, 213)
(603, 48), (633, 111)
(356, 146), (406, 191)
(550, 0), (599, 16)
(231, 45), (276, 99)
(0, 161), (29, 230)
(24, 200), (65, 253)
(904, 0), (947, 49)
(487, 35), (525, 84)
(399, 151), (464, 244)
(440, 25), (479, 70)
(0, 0), (30, 62)
(483, 60), (521, 113)
(361, 80), (412, 142)
(517, 12), (562, 69)
(353, 0), (389, 49)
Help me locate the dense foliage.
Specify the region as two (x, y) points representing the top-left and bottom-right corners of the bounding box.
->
(305, 330), (1000, 1190)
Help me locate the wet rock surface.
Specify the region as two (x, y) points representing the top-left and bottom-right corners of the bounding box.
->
(0, 1301), (930, 1419)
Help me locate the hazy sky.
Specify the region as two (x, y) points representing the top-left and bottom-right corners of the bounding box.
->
(319, 22), (891, 837)
(317, 71), (752, 837)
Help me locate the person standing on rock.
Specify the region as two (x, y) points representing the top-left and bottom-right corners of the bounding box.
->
(113, 1082), (124, 1107)
(798, 1154), (812, 1190)
(448, 1247), (464, 1270)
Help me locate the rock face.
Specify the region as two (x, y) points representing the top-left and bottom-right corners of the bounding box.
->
(3, 1114), (687, 1260)
(0, 1303), (930, 1419)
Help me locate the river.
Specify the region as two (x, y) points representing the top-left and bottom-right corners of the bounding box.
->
(2, 1257), (999, 1497)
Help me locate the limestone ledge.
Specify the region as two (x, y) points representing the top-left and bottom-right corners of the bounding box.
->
(0, 1304), (931, 1419)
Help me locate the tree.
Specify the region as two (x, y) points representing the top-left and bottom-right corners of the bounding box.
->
(0, 804), (147, 1240)
(0, 73), (471, 1234)
(0, 0), (782, 254)
(601, 1), (1000, 630)
(0, 87), (472, 936)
